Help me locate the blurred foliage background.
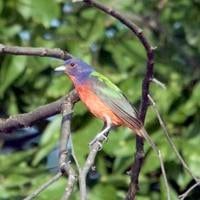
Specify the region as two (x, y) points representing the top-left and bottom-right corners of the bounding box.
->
(0, 0), (200, 199)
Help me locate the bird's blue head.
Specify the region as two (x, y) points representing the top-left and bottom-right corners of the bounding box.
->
(55, 58), (94, 83)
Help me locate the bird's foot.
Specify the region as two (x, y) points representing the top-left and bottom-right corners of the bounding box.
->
(89, 116), (111, 150)
(89, 132), (108, 149)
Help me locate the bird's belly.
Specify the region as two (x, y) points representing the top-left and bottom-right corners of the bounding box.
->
(76, 85), (122, 125)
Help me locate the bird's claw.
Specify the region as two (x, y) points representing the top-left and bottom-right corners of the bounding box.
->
(97, 142), (103, 151)
(89, 140), (103, 151)
(89, 142), (103, 151)
(89, 133), (108, 149)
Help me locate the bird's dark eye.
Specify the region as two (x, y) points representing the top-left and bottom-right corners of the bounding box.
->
(70, 63), (75, 67)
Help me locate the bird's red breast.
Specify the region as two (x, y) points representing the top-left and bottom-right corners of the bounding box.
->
(74, 83), (123, 126)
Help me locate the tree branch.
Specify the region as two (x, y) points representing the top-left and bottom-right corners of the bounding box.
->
(78, 0), (155, 199)
(0, 90), (79, 133)
(23, 92), (78, 200)
(0, 44), (72, 59)
(79, 129), (111, 200)
(59, 98), (77, 200)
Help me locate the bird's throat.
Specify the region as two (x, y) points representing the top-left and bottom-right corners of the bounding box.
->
(70, 72), (91, 85)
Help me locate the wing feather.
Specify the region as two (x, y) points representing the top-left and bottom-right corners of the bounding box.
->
(89, 72), (142, 130)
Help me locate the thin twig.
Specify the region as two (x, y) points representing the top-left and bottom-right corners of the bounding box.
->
(77, 1), (155, 199)
(59, 97), (77, 200)
(148, 94), (199, 182)
(0, 90), (79, 133)
(141, 129), (171, 200)
(23, 172), (62, 200)
(72, 144), (81, 173)
(179, 182), (200, 200)
(159, 150), (170, 199)
(79, 129), (110, 200)
(151, 77), (166, 89)
(0, 44), (72, 59)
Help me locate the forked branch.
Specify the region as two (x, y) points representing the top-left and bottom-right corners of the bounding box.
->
(23, 94), (78, 200)
(59, 98), (77, 200)
(0, 90), (79, 133)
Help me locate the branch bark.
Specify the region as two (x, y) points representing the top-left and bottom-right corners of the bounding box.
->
(0, 90), (79, 133)
(0, 44), (72, 59)
(59, 97), (77, 200)
(79, 128), (111, 200)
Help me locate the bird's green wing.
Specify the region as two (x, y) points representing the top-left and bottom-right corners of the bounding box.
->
(89, 71), (142, 129)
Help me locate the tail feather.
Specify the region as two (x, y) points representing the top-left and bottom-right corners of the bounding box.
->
(137, 127), (157, 151)
(137, 127), (170, 199)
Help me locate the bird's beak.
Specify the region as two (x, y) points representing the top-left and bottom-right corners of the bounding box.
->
(54, 65), (65, 72)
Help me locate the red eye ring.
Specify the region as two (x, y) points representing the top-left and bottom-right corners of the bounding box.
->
(70, 63), (75, 67)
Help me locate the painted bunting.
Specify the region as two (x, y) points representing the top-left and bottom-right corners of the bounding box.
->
(55, 59), (169, 192)
(55, 58), (148, 143)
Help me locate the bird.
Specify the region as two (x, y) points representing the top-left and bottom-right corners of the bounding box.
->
(55, 59), (170, 197)
(55, 58), (150, 145)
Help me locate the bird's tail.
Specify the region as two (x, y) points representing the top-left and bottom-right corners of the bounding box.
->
(136, 127), (170, 199)
(136, 127), (157, 151)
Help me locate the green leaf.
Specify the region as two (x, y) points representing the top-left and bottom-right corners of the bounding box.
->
(151, 72), (182, 114)
(89, 184), (119, 200)
(7, 91), (19, 115)
(191, 82), (200, 106)
(32, 116), (61, 166)
(160, 179), (179, 200)
(103, 127), (134, 158)
(37, 177), (66, 200)
(0, 24), (22, 39)
(17, 0), (32, 19)
(46, 76), (72, 99)
(3, 174), (29, 187)
(73, 101), (88, 115)
(182, 137), (200, 177)
(0, 150), (35, 173)
(40, 116), (61, 146)
(170, 100), (196, 123)
(73, 119), (102, 166)
(32, 143), (55, 166)
(22, 174), (65, 199)
(31, 0), (59, 27)
(0, 0), (3, 14)
(0, 56), (27, 97)
(142, 131), (177, 174)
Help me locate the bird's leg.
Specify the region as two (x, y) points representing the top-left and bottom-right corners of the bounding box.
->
(89, 116), (112, 147)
